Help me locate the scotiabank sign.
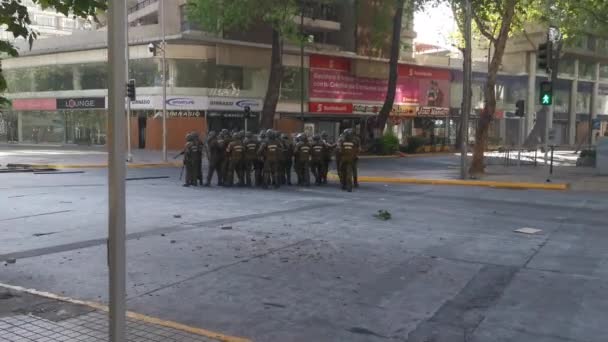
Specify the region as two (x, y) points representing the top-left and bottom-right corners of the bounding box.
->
(309, 102), (353, 114)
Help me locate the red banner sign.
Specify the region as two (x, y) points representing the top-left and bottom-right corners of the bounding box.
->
(309, 102), (353, 114)
(12, 98), (57, 111)
(398, 65), (451, 80)
(309, 55), (351, 72)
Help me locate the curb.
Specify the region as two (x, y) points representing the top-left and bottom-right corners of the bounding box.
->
(5, 162), (182, 170)
(329, 174), (569, 190)
(0, 282), (251, 342)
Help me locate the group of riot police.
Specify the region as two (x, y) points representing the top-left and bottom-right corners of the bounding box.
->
(181, 128), (360, 192)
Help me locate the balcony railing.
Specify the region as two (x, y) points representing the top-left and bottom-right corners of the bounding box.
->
(128, 0), (159, 15)
(299, 2), (339, 22)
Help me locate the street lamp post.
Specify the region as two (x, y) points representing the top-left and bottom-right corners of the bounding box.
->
(160, 0), (167, 162)
(125, 0), (133, 162)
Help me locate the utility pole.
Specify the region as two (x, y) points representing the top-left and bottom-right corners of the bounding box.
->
(160, 0), (168, 162)
(543, 26), (561, 165)
(107, 0), (127, 340)
(460, 0), (472, 179)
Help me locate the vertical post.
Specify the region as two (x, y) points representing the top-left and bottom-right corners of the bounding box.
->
(568, 60), (578, 146)
(300, 3), (305, 122)
(526, 51), (536, 137)
(589, 62), (600, 146)
(161, 0), (168, 162)
(107, 0), (127, 341)
(460, 0), (472, 179)
(125, 0), (132, 162)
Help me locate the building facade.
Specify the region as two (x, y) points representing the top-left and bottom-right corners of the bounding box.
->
(1, 1), (606, 150)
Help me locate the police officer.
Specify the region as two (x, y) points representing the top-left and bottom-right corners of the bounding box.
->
(335, 132), (344, 185)
(183, 132), (202, 187)
(191, 131), (204, 185)
(220, 129), (232, 186)
(349, 129), (361, 187)
(280, 133), (294, 186)
(310, 135), (326, 185)
(258, 130), (281, 189)
(226, 131), (246, 187)
(216, 130), (228, 186)
(337, 129), (356, 192)
(294, 133), (311, 186)
(255, 130), (267, 186)
(204, 131), (220, 186)
(243, 132), (259, 186)
(320, 131), (333, 184)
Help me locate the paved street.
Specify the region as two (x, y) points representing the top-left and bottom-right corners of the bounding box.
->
(1, 166), (608, 342)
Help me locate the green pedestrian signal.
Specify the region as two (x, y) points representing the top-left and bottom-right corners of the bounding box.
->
(539, 81), (553, 106)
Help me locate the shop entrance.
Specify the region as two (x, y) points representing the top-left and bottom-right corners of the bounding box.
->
(138, 115), (147, 149)
(206, 112), (259, 133)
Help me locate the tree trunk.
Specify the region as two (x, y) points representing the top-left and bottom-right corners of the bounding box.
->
(260, 29), (283, 129)
(468, 0), (517, 175)
(375, 0), (404, 135)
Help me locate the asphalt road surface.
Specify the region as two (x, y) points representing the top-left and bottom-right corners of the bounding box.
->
(1, 166), (607, 342)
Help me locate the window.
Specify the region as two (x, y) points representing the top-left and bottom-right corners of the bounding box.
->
(180, 4), (201, 32)
(579, 61), (596, 79)
(600, 64), (608, 80)
(214, 65), (243, 90)
(34, 15), (56, 27)
(558, 58), (575, 76)
(80, 63), (108, 90)
(280, 67), (308, 100)
(175, 59), (213, 88)
(32, 65), (73, 91)
(130, 59), (159, 87)
(4, 68), (33, 93)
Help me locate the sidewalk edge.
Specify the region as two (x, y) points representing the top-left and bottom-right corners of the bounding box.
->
(5, 162), (182, 169)
(329, 174), (569, 190)
(0, 282), (251, 342)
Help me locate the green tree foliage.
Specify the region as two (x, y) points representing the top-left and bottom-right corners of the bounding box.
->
(188, 0), (305, 128)
(445, 0), (608, 173)
(0, 0), (106, 106)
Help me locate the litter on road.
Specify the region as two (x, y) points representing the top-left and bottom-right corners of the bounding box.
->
(514, 227), (543, 235)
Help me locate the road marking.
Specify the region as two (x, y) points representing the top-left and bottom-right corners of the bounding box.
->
(0, 210), (73, 222)
(0, 282), (252, 342)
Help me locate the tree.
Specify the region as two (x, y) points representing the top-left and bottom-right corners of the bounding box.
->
(188, 0), (303, 129)
(0, 0), (106, 106)
(375, 0), (405, 134)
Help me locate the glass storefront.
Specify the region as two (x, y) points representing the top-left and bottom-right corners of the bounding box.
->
(4, 110), (107, 145)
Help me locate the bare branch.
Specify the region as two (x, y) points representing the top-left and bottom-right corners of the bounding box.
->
(472, 13), (498, 43)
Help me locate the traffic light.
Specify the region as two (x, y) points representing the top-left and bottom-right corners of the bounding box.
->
(539, 81), (553, 106)
(537, 41), (553, 72)
(515, 100), (525, 117)
(127, 79), (136, 101)
(243, 105), (251, 119)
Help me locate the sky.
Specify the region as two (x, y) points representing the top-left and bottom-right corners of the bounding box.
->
(413, 2), (457, 49)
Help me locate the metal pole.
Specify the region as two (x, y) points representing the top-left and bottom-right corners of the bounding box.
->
(460, 0), (472, 179)
(125, 0), (132, 162)
(107, 0), (127, 340)
(300, 4), (305, 122)
(544, 102), (554, 165)
(161, 0), (168, 162)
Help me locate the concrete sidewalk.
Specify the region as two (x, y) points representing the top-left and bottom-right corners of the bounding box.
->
(0, 145), (182, 168)
(0, 284), (248, 342)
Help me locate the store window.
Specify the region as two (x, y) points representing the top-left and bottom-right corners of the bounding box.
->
(64, 110), (107, 145)
(577, 91), (591, 113)
(280, 67), (308, 100)
(32, 65), (74, 91)
(20, 111), (65, 144)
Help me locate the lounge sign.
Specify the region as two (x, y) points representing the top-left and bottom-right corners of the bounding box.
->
(57, 97), (105, 110)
